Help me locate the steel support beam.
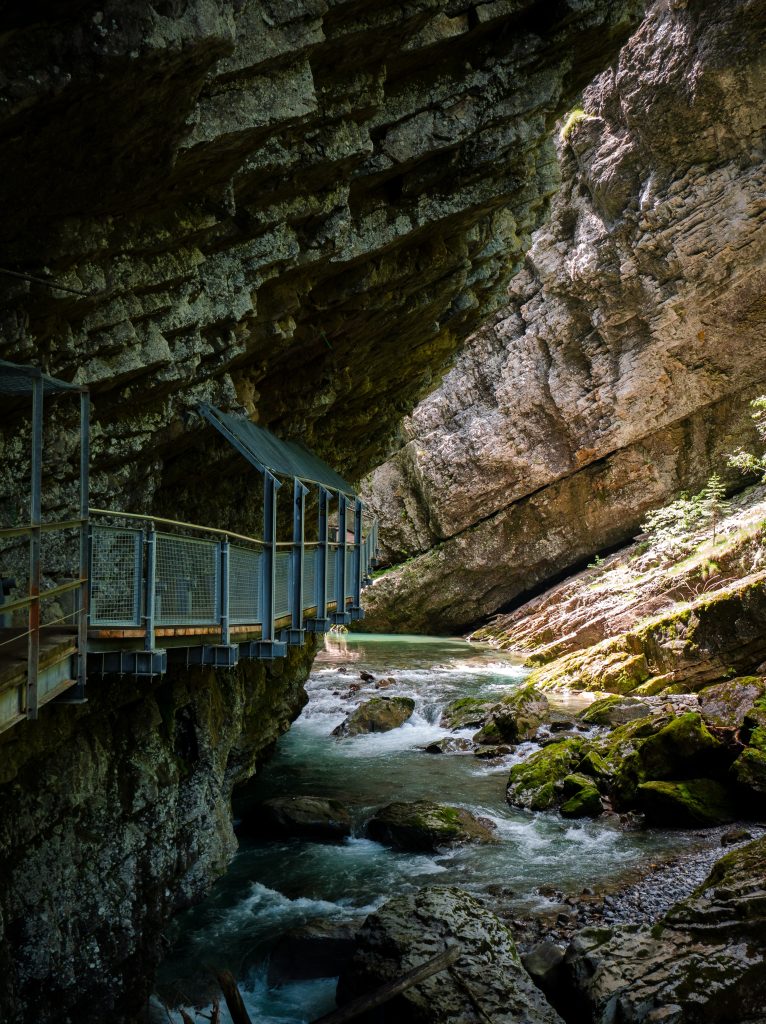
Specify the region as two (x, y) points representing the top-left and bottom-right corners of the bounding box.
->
(26, 375), (43, 720)
(306, 487), (332, 633)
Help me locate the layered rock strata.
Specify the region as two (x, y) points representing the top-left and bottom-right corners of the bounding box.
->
(362, 0), (766, 633)
(0, 0), (642, 524)
(0, 644), (313, 1024)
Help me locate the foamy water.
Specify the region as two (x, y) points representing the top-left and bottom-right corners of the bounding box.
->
(156, 634), (702, 1023)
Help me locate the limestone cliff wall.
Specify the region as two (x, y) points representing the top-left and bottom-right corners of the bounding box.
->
(362, 0), (766, 633)
(0, 645), (314, 1024)
(0, 0), (642, 526)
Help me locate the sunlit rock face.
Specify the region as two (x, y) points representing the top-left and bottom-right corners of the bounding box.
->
(363, 0), (766, 633)
(0, 0), (641, 524)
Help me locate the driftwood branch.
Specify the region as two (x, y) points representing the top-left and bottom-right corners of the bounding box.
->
(311, 944), (462, 1024)
(214, 969), (254, 1024)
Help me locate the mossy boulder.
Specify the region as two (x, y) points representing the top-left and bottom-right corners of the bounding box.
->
(472, 684), (549, 745)
(603, 712), (726, 807)
(698, 676), (766, 729)
(507, 738), (585, 811)
(637, 779), (737, 827)
(439, 697), (497, 731)
(580, 694), (650, 726)
(365, 801), (496, 852)
(560, 773), (603, 818)
(333, 696), (415, 737)
(731, 747), (766, 797)
(578, 749), (611, 783)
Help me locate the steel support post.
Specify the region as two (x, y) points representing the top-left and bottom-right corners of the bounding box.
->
(144, 525), (157, 652)
(350, 498), (364, 620)
(290, 478), (308, 640)
(27, 375), (43, 720)
(74, 389), (90, 700)
(220, 538), (230, 646)
(261, 472), (279, 642)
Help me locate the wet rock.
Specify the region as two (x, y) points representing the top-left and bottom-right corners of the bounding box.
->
(439, 697), (497, 731)
(246, 795), (352, 841)
(267, 919), (359, 985)
(721, 827), (754, 847)
(360, 671), (375, 682)
(730, 747), (766, 798)
(365, 801), (496, 852)
(560, 774), (603, 819)
(472, 685), (550, 745)
(338, 887), (564, 1024)
(522, 940), (566, 996)
(473, 744), (514, 759)
(376, 677), (396, 689)
(637, 779), (737, 828)
(424, 737), (473, 754)
(698, 676), (766, 729)
(580, 695), (651, 727)
(563, 836), (766, 1022)
(332, 696), (415, 737)
(507, 738), (586, 811)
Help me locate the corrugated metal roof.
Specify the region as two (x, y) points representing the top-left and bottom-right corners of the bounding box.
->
(200, 404), (356, 495)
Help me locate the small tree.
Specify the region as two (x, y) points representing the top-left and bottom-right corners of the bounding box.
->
(700, 473), (729, 544)
(641, 492), (706, 557)
(728, 396), (766, 482)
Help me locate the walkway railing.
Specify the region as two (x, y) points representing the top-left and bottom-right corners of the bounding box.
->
(88, 508), (377, 671)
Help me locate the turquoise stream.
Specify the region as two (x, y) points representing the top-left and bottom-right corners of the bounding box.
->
(156, 634), (703, 1023)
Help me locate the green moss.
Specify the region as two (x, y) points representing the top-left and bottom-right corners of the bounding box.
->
(440, 697), (496, 730)
(638, 779), (737, 827)
(731, 747), (766, 795)
(560, 773), (603, 818)
(507, 738), (585, 811)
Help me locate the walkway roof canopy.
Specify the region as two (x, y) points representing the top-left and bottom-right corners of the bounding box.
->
(200, 404), (356, 496)
(0, 359), (84, 395)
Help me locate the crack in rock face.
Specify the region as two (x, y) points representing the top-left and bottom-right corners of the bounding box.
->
(362, 0), (766, 635)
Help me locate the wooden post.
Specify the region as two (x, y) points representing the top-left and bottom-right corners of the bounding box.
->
(214, 969), (253, 1024)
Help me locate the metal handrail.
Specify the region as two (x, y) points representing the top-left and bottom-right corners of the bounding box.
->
(1, 578), (86, 615)
(89, 508), (264, 547)
(0, 518), (87, 538)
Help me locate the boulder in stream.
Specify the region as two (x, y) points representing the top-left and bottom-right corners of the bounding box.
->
(244, 795), (352, 841)
(579, 694), (651, 726)
(268, 918), (359, 985)
(333, 696), (415, 737)
(366, 800), (496, 851)
(337, 887), (564, 1024)
(472, 684), (550, 745)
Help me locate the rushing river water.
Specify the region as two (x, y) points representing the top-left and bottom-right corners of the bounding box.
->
(156, 633), (707, 1023)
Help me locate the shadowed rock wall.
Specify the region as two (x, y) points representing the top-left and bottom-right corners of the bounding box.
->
(362, 0), (766, 633)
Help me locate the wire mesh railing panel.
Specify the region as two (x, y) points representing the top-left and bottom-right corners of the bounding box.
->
(275, 550), (291, 618)
(230, 545), (262, 625)
(303, 547), (317, 608)
(326, 546), (337, 603)
(155, 533), (220, 626)
(90, 526), (143, 626)
(345, 546), (354, 599)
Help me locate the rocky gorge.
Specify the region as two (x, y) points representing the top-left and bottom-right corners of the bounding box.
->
(1, 1), (766, 1024)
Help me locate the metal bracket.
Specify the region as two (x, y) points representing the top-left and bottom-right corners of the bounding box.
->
(89, 649), (167, 678)
(240, 639), (288, 661)
(176, 644), (240, 669)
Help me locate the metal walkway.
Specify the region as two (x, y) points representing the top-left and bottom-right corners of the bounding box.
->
(0, 363), (379, 735)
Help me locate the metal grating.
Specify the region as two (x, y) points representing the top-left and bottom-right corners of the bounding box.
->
(303, 547), (317, 607)
(155, 533), (220, 626)
(230, 545), (262, 625)
(275, 550), (291, 618)
(326, 546), (337, 603)
(90, 526), (143, 626)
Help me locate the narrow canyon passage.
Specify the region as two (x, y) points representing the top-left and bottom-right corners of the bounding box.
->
(155, 634), (728, 1024)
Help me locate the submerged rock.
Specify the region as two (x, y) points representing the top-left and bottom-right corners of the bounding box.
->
(366, 801), (496, 852)
(333, 696), (415, 737)
(338, 887), (564, 1024)
(246, 795), (352, 841)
